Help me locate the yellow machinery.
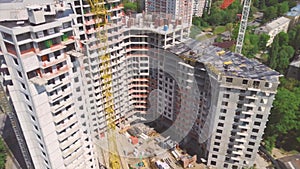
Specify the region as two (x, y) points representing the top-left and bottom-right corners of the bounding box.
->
(87, 0), (122, 168)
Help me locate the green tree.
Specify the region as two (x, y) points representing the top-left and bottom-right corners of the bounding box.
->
(278, 31), (289, 46)
(264, 80), (300, 151)
(290, 25), (300, 52)
(258, 0), (266, 9)
(268, 35), (279, 69)
(123, 1), (137, 12)
(258, 33), (270, 51)
(192, 17), (201, 27)
(242, 33), (259, 58)
(277, 2), (289, 16)
(264, 136), (277, 152)
(207, 8), (224, 26)
(267, 32), (294, 73)
(225, 23), (234, 40)
(266, 0), (278, 6)
(0, 138), (6, 169)
(263, 6), (278, 23)
(277, 46), (294, 73)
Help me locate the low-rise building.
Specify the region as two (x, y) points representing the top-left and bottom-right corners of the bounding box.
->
(277, 154), (300, 169)
(285, 4), (300, 28)
(254, 17), (290, 46)
(287, 56), (300, 81)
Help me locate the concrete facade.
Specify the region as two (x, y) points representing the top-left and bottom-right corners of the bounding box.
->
(145, 0), (193, 26)
(0, 1), (280, 169)
(0, 1), (190, 168)
(150, 40), (280, 169)
(255, 16), (291, 46)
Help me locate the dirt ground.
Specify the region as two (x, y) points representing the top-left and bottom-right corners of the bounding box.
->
(271, 148), (297, 159)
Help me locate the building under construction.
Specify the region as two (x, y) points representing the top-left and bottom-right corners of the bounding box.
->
(0, 0), (280, 169)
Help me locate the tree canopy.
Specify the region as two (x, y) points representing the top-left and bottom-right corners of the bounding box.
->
(264, 78), (300, 152)
(0, 138), (6, 169)
(122, 0), (137, 13)
(254, 0), (295, 23)
(268, 32), (295, 73)
(241, 32), (269, 58)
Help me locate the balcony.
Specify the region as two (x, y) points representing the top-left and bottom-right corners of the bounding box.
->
(244, 103), (256, 108)
(45, 77), (70, 92)
(58, 124), (79, 142)
(231, 156), (241, 161)
(232, 150), (243, 156)
(36, 43), (66, 56)
(239, 124), (250, 130)
(49, 88), (72, 103)
(126, 46), (149, 52)
(2, 74), (12, 81)
(64, 148), (83, 165)
(56, 116), (77, 134)
(20, 48), (36, 57)
(247, 87), (261, 92)
(62, 140), (82, 158)
(53, 107), (75, 124)
(60, 132), (80, 150)
(85, 19), (95, 26)
(237, 131), (248, 137)
(42, 65), (69, 81)
(33, 32), (63, 43)
(41, 55), (67, 68)
(61, 37), (75, 45)
(241, 111), (254, 115)
(233, 144), (245, 149)
(6, 48), (17, 56)
(51, 97), (73, 113)
(245, 95), (258, 100)
(236, 138), (247, 143)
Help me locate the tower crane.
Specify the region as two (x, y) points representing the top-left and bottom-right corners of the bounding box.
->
(220, 0), (252, 54)
(235, 0), (251, 54)
(87, 0), (122, 168)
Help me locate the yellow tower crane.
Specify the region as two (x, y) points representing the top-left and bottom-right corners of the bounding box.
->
(87, 0), (122, 168)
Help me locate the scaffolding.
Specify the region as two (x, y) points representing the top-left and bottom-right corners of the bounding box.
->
(87, 0), (122, 168)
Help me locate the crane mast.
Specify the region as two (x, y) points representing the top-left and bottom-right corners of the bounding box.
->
(87, 0), (122, 168)
(235, 0), (251, 54)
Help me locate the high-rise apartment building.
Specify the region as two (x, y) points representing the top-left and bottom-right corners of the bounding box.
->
(151, 40), (280, 168)
(0, 0), (189, 168)
(145, 0), (193, 25)
(193, 0), (211, 16)
(145, 0), (211, 18)
(0, 0), (279, 169)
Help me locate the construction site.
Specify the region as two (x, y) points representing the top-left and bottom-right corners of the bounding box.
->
(0, 0), (280, 169)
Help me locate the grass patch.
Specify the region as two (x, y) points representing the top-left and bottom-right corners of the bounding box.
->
(213, 26), (226, 35)
(196, 34), (214, 41)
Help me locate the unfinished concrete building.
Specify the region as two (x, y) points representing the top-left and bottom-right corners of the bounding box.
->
(0, 0), (189, 168)
(0, 0), (280, 169)
(151, 40), (280, 169)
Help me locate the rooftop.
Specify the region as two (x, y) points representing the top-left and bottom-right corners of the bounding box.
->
(0, 2), (72, 28)
(257, 16), (290, 33)
(289, 55), (300, 68)
(124, 12), (189, 34)
(286, 4), (300, 17)
(168, 39), (280, 82)
(277, 154), (300, 169)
